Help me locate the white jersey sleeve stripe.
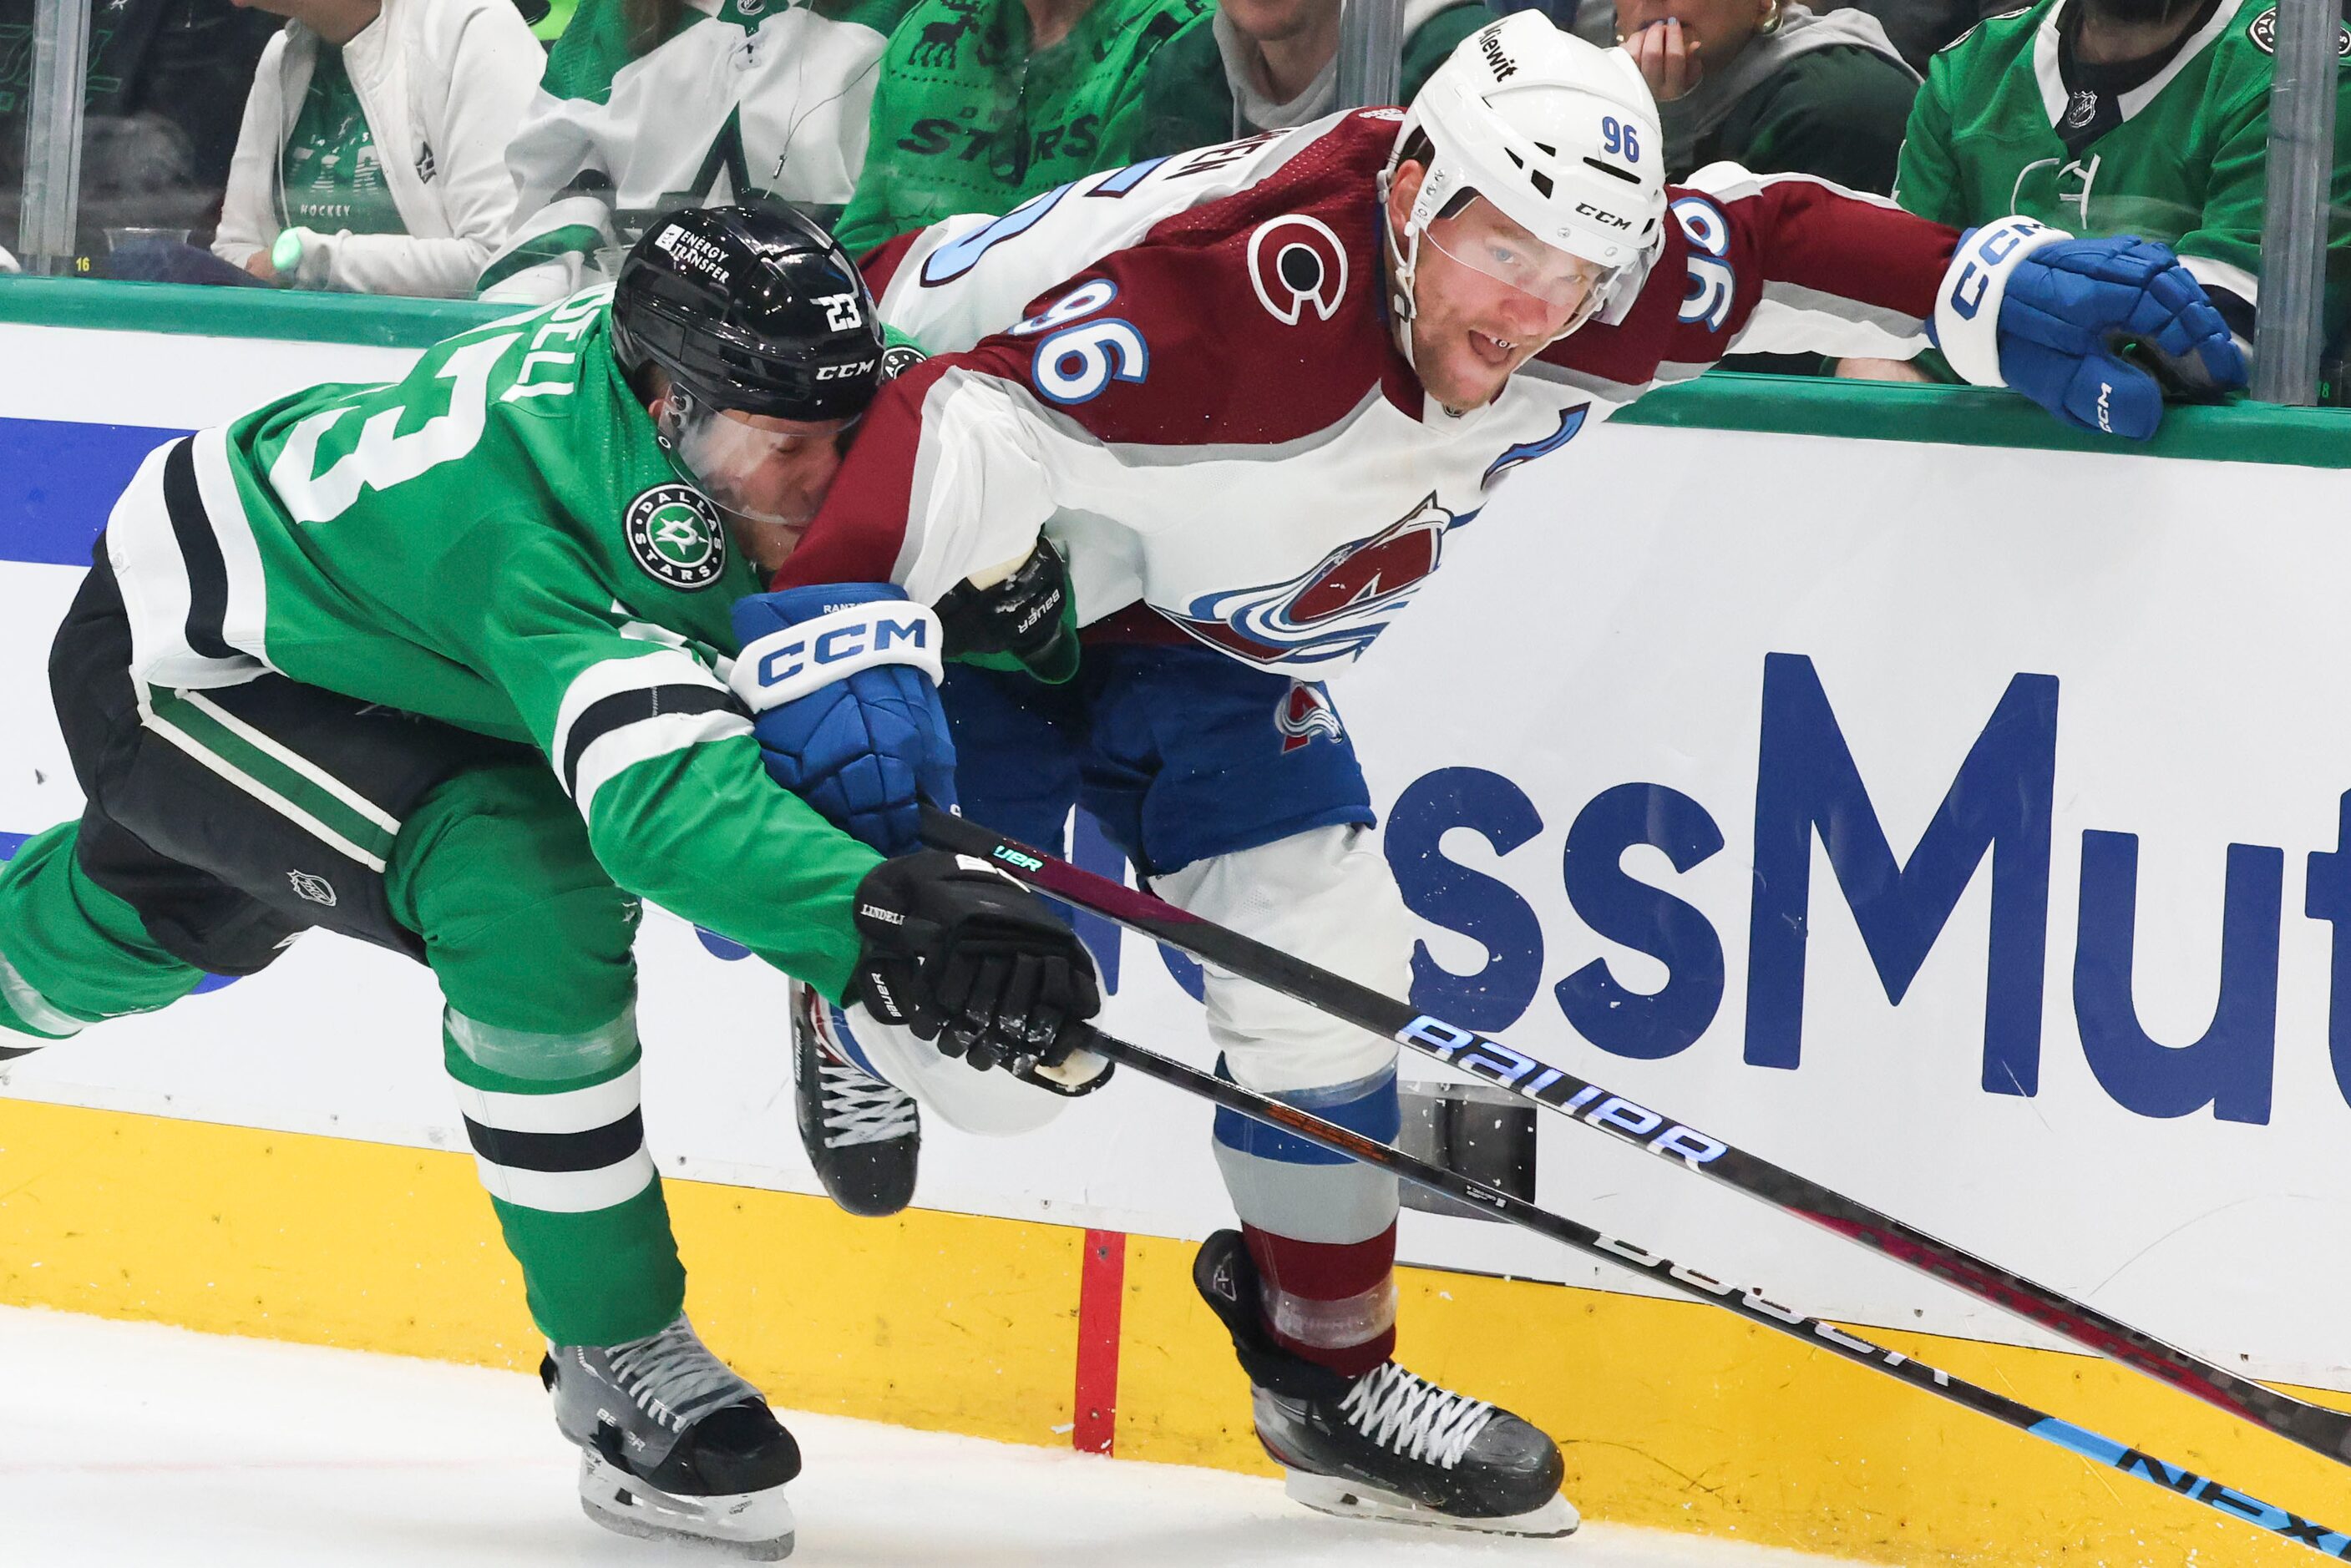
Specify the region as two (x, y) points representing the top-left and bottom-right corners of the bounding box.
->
(572, 708), (755, 819)
(550, 649), (732, 780)
(1732, 280), (1930, 359)
(191, 425), (272, 668)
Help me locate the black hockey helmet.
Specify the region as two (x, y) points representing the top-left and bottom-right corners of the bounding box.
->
(611, 203), (884, 424)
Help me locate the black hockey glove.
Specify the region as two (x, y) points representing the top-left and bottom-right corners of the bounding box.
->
(935, 542), (1082, 685)
(851, 850), (1102, 1080)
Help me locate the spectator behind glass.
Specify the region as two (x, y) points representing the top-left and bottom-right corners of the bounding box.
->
(0, 0), (277, 270)
(1618, 0), (1918, 191)
(1576, 0), (2006, 75)
(478, 0), (911, 303)
(210, 0), (541, 294)
(1131, 0), (1487, 158)
(1851, 0), (2351, 382)
(833, 0), (1207, 254)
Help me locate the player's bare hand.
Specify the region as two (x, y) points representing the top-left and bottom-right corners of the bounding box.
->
(1835, 356), (1935, 383)
(1622, 18), (1701, 101)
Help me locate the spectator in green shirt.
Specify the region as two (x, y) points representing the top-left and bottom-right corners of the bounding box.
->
(1845, 0), (2351, 386)
(1617, 0), (1918, 192)
(833, 0), (1208, 253)
(1130, 0), (1488, 159)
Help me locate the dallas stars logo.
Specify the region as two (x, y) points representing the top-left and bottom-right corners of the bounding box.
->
(625, 483), (728, 590)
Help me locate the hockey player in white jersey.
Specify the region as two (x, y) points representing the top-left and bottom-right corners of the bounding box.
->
(744, 10), (2244, 1536)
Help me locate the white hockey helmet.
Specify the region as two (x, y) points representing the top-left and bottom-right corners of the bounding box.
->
(1384, 13), (1668, 339)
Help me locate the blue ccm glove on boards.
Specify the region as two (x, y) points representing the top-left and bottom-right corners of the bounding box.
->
(1928, 219), (2247, 440)
(728, 584), (957, 856)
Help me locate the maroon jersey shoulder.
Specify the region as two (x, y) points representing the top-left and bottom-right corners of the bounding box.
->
(960, 113), (1420, 447)
(1537, 200), (1703, 390)
(1539, 175), (1954, 391)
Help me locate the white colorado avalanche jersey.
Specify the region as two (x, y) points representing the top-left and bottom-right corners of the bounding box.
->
(776, 108), (1963, 675)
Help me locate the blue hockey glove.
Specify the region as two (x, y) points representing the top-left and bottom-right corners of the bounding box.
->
(729, 584), (956, 855)
(1929, 220), (2246, 441)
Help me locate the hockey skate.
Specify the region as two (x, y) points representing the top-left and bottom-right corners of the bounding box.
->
(1194, 1230), (1577, 1538)
(792, 981), (920, 1217)
(543, 1313), (801, 1560)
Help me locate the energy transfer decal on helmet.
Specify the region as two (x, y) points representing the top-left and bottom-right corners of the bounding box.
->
(626, 483), (729, 590)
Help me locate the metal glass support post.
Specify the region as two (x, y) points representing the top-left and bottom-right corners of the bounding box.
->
(1336, 0), (1406, 110)
(18, 0), (92, 276)
(2252, 0), (2337, 403)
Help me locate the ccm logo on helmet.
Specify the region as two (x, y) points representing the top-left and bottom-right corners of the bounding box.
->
(816, 359), (879, 380)
(1248, 215), (1350, 326)
(1577, 202), (1632, 231)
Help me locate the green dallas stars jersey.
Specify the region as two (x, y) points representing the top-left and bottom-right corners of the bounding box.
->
(1895, 0), (2351, 334)
(105, 288), (882, 998)
(832, 0), (1208, 255)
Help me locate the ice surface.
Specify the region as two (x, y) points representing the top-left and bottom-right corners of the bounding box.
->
(0, 1305), (1863, 1567)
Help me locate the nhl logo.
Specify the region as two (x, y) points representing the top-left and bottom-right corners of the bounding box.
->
(287, 870), (337, 908)
(625, 483), (728, 590)
(2063, 89), (2098, 129)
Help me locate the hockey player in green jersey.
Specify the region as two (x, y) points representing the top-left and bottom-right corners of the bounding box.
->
(477, 0), (918, 303)
(1889, 0), (2351, 369)
(831, 0), (1208, 253)
(0, 204), (1100, 1559)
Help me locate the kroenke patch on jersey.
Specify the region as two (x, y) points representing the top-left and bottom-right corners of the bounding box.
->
(626, 483), (729, 589)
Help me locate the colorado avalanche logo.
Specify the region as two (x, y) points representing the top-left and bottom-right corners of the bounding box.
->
(1169, 493), (1469, 667)
(1276, 681), (1343, 753)
(1247, 215), (1349, 326)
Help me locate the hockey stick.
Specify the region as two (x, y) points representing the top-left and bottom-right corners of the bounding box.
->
(1081, 1019), (2351, 1560)
(920, 806), (2351, 1467)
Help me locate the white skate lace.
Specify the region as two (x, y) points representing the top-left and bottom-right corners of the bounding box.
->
(1337, 1364), (1497, 1470)
(818, 1060), (919, 1148)
(604, 1317), (757, 1434)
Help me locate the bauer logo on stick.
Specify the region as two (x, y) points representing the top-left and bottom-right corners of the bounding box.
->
(626, 483), (728, 590)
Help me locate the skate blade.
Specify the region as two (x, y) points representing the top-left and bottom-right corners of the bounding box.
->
(580, 1449), (796, 1560)
(1284, 1469), (1580, 1538)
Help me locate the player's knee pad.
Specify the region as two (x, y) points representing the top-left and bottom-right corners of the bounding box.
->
(1154, 825), (1408, 1095)
(391, 764), (639, 1037)
(817, 995), (1067, 1136)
